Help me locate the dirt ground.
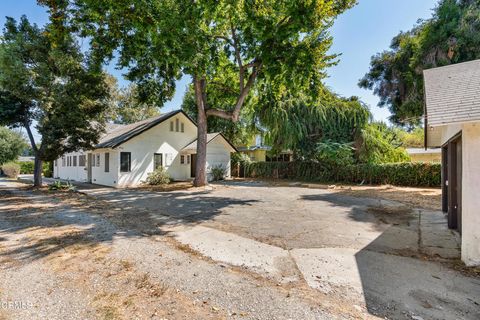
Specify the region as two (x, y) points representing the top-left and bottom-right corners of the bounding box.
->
(1, 177), (479, 320)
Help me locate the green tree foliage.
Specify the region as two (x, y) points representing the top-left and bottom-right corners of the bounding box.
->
(359, 0), (480, 127)
(396, 127), (424, 148)
(105, 75), (161, 124)
(257, 88), (409, 164)
(0, 15), (110, 186)
(181, 85), (256, 146)
(0, 127), (27, 165)
(54, 0), (356, 186)
(357, 122), (410, 164)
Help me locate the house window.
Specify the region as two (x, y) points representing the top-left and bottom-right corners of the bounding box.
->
(79, 155), (86, 167)
(175, 118), (179, 132)
(73, 156), (77, 167)
(170, 121), (174, 132)
(105, 153), (110, 172)
(96, 154), (100, 167)
(154, 153), (163, 169)
(120, 152), (131, 172)
(180, 155), (185, 164)
(181, 122), (184, 133)
(62, 157), (65, 167)
(187, 155), (190, 164)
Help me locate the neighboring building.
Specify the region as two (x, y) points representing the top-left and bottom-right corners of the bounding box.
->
(406, 148), (441, 163)
(53, 110), (236, 187)
(237, 133), (292, 162)
(424, 59), (480, 266)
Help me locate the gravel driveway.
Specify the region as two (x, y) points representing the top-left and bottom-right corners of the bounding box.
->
(1, 177), (479, 320)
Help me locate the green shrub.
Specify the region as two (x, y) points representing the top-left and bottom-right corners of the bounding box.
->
(231, 152), (252, 166)
(14, 160), (52, 177)
(43, 161), (53, 178)
(1, 162), (21, 178)
(48, 180), (76, 191)
(210, 165), (227, 181)
(16, 161), (34, 174)
(243, 161), (441, 187)
(145, 167), (171, 185)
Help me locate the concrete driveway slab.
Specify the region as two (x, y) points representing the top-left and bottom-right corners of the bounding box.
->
(172, 225), (298, 282)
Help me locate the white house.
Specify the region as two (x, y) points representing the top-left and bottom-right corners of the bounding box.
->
(53, 110), (237, 187)
(424, 59), (480, 266)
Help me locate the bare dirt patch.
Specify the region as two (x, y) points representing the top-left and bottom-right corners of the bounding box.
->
(332, 185), (441, 210)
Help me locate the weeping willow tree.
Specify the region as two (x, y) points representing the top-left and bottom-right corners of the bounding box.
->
(257, 85), (409, 164)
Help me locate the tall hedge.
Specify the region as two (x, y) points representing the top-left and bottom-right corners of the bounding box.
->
(243, 161), (441, 187)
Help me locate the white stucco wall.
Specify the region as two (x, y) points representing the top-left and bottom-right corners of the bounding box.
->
(53, 112), (235, 188)
(53, 150), (88, 182)
(436, 122), (480, 266)
(459, 123), (480, 266)
(89, 149), (119, 187)
(116, 113), (198, 187)
(206, 135), (232, 181)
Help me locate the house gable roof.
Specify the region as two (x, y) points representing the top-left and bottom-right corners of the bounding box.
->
(95, 110), (195, 149)
(182, 132), (238, 153)
(424, 59), (480, 127)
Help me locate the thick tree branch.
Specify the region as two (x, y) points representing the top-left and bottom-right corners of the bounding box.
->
(230, 24), (244, 90)
(24, 120), (38, 154)
(206, 61), (262, 122)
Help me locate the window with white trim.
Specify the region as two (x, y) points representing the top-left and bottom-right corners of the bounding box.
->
(96, 154), (100, 167)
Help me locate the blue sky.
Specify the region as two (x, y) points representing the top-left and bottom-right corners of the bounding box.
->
(1, 0), (438, 130)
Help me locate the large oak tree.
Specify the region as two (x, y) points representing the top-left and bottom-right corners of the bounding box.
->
(51, 0), (356, 186)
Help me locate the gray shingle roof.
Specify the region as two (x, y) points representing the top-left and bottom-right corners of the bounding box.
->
(424, 59), (480, 127)
(96, 110), (188, 149)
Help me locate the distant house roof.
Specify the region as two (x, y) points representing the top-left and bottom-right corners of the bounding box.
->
(182, 132), (237, 153)
(424, 59), (480, 127)
(95, 110), (194, 149)
(406, 148), (441, 155)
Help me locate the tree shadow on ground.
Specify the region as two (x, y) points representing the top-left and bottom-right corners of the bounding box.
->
(300, 192), (478, 320)
(0, 185), (259, 264)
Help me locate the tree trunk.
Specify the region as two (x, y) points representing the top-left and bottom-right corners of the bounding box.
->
(33, 156), (43, 187)
(24, 122), (42, 187)
(194, 77), (208, 187)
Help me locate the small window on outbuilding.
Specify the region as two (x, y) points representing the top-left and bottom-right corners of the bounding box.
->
(96, 154), (101, 167)
(180, 155), (185, 164)
(170, 121), (174, 132)
(187, 155), (190, 164)
(120, 152), (131, 172)
(181, 122), (184, 132)
(92, 154), (95, 167)
(73, 156), (77, 167)
(105, 153), (110, 172)
(175, 118), (179, 132)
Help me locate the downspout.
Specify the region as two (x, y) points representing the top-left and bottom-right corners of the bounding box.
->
(422, 73), (428, 150)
